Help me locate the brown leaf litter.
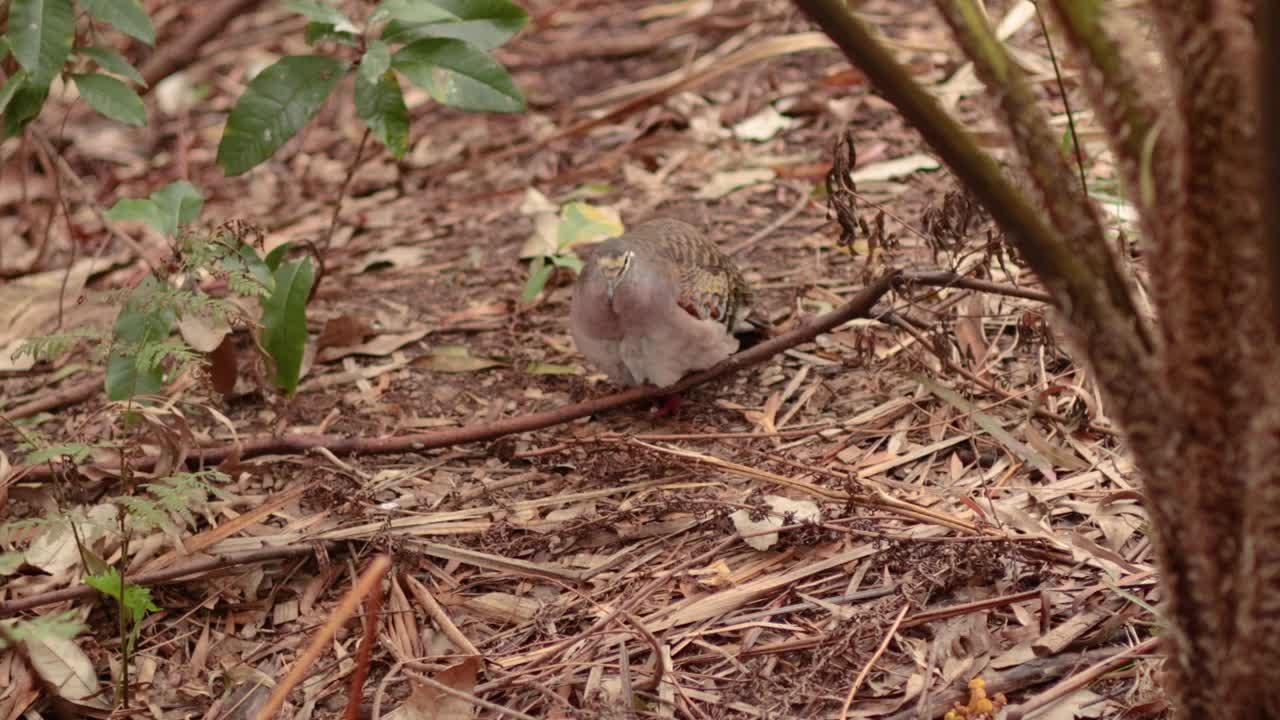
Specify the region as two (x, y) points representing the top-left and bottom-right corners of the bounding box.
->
(0, 0), (1166, 718)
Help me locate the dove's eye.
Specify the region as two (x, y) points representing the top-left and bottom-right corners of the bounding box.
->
(599, 251), (633, 280)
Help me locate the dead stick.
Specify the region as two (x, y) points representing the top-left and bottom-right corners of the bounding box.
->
(899, 270), (1053, 303)
(344, 574), (386, 720)
(14, 273), (898, 480)
(880, 645), (1138, 720)
(0, 543), (330, 617)
(1005, 636), (1160, 720)
(255, 555), (391, 720)
(3, 374), (102, 420)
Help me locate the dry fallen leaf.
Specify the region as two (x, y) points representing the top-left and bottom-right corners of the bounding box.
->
(732, 104), (799, 141)
(389, 657), (481, 720)
(24, 635), (107, 710)
(317, 315), (376, 351)
(318, 327), (429, 363)
(360, 246), (432, 272)
(696, 168), (777, 199)
(177, 312), (232, 353)
(850, 153), (941, 183)
(0, 253), (129, 371)
(413, 345), (507, 373)
(730, 495), (821, 550)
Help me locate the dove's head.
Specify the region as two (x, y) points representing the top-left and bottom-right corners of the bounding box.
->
(594, 247), (635, 302)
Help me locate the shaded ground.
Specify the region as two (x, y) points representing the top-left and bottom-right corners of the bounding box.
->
(0, 0), (1160, 718)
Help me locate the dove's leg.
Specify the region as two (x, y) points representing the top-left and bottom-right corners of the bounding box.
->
(650, 394), (682, 417)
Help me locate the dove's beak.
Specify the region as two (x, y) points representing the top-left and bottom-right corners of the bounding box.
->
(605, 276), (619, 303)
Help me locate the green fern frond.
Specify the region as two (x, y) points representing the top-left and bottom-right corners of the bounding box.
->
(121, 470), (229, 532)
(0, 610), (87, 650)
(14, 329), (103, 363)
(134, 339), (200, 373)
(0, 515), (68, 545)
(227, 271), (271, 298)
(23, 442), (95, 465)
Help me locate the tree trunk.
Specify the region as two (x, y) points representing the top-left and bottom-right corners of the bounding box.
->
(791, 0), (1280, 716)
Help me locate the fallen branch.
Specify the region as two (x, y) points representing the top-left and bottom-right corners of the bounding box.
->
(0, 543), (329, 617)
(15, 273), (898, 480)
(880, 644), (1144, 720)
(1005, 636), (1161, 720)
(3, 374), (103, 420)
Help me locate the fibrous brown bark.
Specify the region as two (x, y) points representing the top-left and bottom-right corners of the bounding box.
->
(791, 0), (1280, 716)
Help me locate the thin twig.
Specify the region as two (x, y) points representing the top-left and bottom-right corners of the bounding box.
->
(727, 183), (812, 255)
(840, 603), (910, 720)
(899, 269), (1053, 303)
(1034, 2), (1089, 198)
(254, 555), (391, 720)
(30, 131), (159, 275)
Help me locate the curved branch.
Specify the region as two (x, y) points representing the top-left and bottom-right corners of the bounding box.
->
(14, 274), (899, 480)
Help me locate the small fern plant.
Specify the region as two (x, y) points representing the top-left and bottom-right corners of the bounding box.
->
(16, 180), (315, 399)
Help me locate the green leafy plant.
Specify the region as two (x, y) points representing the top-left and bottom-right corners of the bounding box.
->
(0, 450), (230, 705)
(0, 0), (154, 136)
(17, 181), (316, 398)
(216, 0), (529, 176)
(84, 567), (159, 657)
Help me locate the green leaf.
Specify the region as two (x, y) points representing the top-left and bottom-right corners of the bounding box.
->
(9, 0), (75, 87)
(72, 73), (146, 126)
(525, 361), (576, 375)
(106, 198), (165, 234)
(79, 0), (156, 45)
(0, 71), (29, 115)
(217, 241), (275, 296)
(216, 55), (349, 176)
(549, 253), (582, 273)
(149, 181), (205, 236)
(77, 46), (146, 86)
(263, 242), (292, 272)
(106, 275), (175, 401)
(371, 0), (453, 25)
(24, 442), (94, 465)
(379, 0), (528, 51)
(0, 553), (22, 575)
(359, 40), (392, 83)
(392, 38), (524, 113)
(85, 567), (160, 636)
(303, 22), (360, 47)
(355, 70), (409, 158)
(2, 83), (47, 137)
(558, 202), (623, 249)
(520, 256), (553, 304)
(260, 258), (314, 395)
(2, 83), (48, 137)
(282, 0), (358, 32)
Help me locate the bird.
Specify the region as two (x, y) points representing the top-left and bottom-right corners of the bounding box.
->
(569, 218), (754, 397)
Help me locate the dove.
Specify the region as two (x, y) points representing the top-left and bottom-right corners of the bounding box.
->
(569, 218), (753, 393)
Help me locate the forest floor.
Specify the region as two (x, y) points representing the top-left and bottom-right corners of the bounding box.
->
(0, 0), (1161, 718)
